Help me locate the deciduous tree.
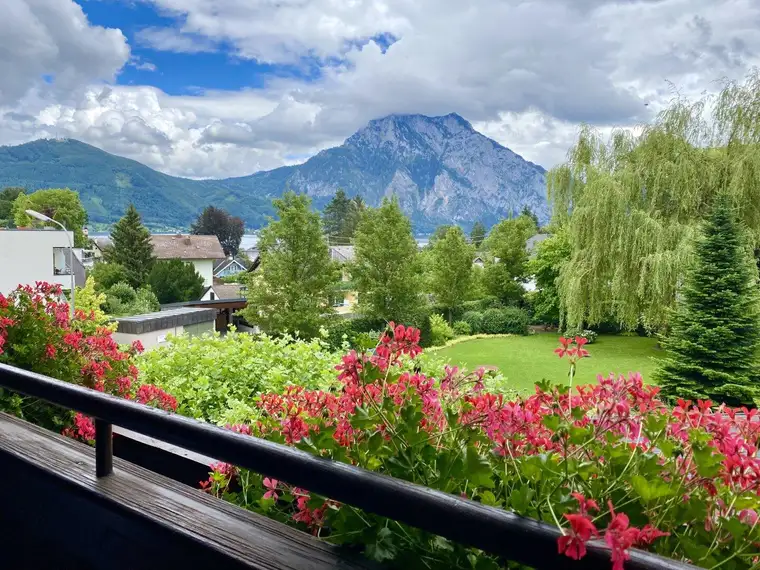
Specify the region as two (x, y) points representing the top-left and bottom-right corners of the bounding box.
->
(429, 226), (475, 321)
(191, 206), (245, 256)
(12, 188), (88, 246)
(527, 230), (571, 327)
(352, 197), (420, 322)
(0, 187), (24, 227)
(550, 71), (760, 330)
(241, 192), (339, 337)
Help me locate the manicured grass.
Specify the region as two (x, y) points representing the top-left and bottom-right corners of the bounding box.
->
(432, 334), (663, 393)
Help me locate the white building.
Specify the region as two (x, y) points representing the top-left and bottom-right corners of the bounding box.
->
(150, 234), (225, 287)
(0, 229), (85, 294)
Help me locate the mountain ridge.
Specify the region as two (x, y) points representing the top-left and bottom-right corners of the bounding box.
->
(0, 113), (549, 232)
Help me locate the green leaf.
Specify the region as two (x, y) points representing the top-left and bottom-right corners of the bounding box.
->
(479, 490), (498, 506)
(368, 430), (385, 453)
(542, 415), (561, 432)
(630, 474), (673, 502)
(365, 527), (397, 563)
(509, 483), (535, 513)
(466, 445), (495, 489)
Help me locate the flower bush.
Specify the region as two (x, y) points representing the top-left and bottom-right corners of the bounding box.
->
(202, 328), (760, 569)
(0, 282), (176, 439)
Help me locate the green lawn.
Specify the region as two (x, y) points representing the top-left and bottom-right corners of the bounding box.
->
(431, 334), (663, 393)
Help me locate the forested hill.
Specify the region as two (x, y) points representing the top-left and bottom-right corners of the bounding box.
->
(0, 114), (549, 231)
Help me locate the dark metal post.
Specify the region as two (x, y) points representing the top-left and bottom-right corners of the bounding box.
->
(95, 419), (113, 477)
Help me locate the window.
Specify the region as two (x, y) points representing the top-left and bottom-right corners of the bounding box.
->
(53, 248), (72, 276)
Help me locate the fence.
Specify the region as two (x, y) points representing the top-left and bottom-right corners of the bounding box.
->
(0, 362), (693, 570)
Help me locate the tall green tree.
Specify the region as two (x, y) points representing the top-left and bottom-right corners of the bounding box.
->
(470, 221), (487, 248)
(527, 230), (571, 326)
(104, 205), (155, 289)
(0, 187), (24, 227)
(352, 198), (420, 322)
(430, 227), (475, 321)
(480, 214), (535, 305)
(12, 188), (88, 246)
(322, 189), (352, 243)
(655, 196), (760, 407)
(521, 206), (539, 228)
(148, 260), (205, 304)
(191, 206), (245, 256)
(550, 71), (760, 330)
(322, 190), (366, 244)
(241, 192), (339, 337)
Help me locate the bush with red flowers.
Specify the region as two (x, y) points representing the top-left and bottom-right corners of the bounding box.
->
(0, 282), (176, 440)
(202, 327), (760, 569)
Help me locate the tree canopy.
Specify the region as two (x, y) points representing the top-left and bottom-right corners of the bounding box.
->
(527, 230), (571, 327)
(352, 197), (421, 322)
(12, 188), (88, 246)
(0, 187), (24, 228)
(241, 192), (339, 337)
(550, 71), (760, 330)
(148, 260), (205, 304)
(429, 226), (475, 319)
(104, 204), (155, 289)
(322, 189), (365, 244)
(191, 206), (245, 256)
(655, 196), (760, 406)
(470, 221), (487, 248)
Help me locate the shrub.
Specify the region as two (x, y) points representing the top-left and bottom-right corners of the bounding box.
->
(480, 307), (529, 335)
(325, 316), (385, 350)
(429, 314), (454, 346)
(563, 328), (598, 344)
(461, 311), (484, 334)
(452, 320), (472, 336)
(0, 282), (175, 438)
(139, 332), (341, 425)
(202, 331), (759, 570)
(104, 282), (160, 316)
(148, 259), (205, 304)
(461, 296), (502, 313)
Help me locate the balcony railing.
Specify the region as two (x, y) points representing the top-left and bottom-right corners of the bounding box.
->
(0, 363), (694, 570)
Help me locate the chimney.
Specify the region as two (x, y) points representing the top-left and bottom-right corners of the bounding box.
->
(184, 237), (191, 246)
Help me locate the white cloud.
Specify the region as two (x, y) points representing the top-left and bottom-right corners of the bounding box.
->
(135, 26), (218, 54)
(0, 0), (129, 105)
(0, 0), (759, 179)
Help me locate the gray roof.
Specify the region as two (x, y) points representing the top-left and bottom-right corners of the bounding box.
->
(527, 233), (551, 254)
(151, 234), (225, 260)
(113, 307), (216, 334)
(207, 283), (244, 300)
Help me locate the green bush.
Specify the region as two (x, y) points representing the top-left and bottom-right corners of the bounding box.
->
(429, 314), (454, 346)
(452, 321), (472, 336)
(460, 296), (502, 313)
(139, 332), (340, 425)
(563, 328), (598, 344)
(461, 311), (484, 334)
(481, 307), (529, 335)
(104, 282), (160, 316)
(325, 316), (385, 350)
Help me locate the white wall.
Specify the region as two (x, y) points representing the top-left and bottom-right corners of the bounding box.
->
(0, 230), (76, 294)
(113, 326), (185, 351)
(191, 259), (214, 287)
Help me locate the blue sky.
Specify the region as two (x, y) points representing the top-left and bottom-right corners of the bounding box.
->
(77, 0), (324, 94)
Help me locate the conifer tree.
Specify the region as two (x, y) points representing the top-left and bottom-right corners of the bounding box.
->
(104, 204), (155, 289)
(470, 221), (487, 248)
(656, 196), (760, 406)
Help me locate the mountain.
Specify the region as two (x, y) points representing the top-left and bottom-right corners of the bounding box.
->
(0, 113), (549, 232)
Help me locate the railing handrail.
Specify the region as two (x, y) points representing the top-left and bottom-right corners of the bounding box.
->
(0, 363), (693, 570)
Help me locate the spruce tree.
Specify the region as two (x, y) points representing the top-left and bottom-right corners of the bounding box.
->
(322, 189), (352, 244)
(104, 204), (155, 289)
(656, 196), (760, 406)
(470, 221), (486, 248)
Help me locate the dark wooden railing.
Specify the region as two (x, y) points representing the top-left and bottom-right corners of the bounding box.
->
(0, 363), (693, 570)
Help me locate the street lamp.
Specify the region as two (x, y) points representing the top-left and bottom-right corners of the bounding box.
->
(25, 209), (75, 320)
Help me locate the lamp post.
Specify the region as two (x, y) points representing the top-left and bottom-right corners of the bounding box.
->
(25, 209), (75, 321)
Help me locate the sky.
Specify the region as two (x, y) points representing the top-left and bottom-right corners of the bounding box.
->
(1, 0), (759, 179)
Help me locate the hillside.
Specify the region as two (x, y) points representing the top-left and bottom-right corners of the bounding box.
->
(0, 114), (549, 231)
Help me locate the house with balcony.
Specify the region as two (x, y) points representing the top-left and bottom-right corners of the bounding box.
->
(150, 234), (225, 287)
(0, 228), (85, 294)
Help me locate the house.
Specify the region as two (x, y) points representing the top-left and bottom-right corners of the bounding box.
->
(200, 283), (246, 302)
(150, 234), (225, 287)
(213, 256), (249, 279)
(473, 255), (485, 268)
(329, 246), (357, 315)
(0, 228), (86, 294)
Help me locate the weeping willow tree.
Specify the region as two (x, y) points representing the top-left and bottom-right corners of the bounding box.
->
(549, 71), (760, 331)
